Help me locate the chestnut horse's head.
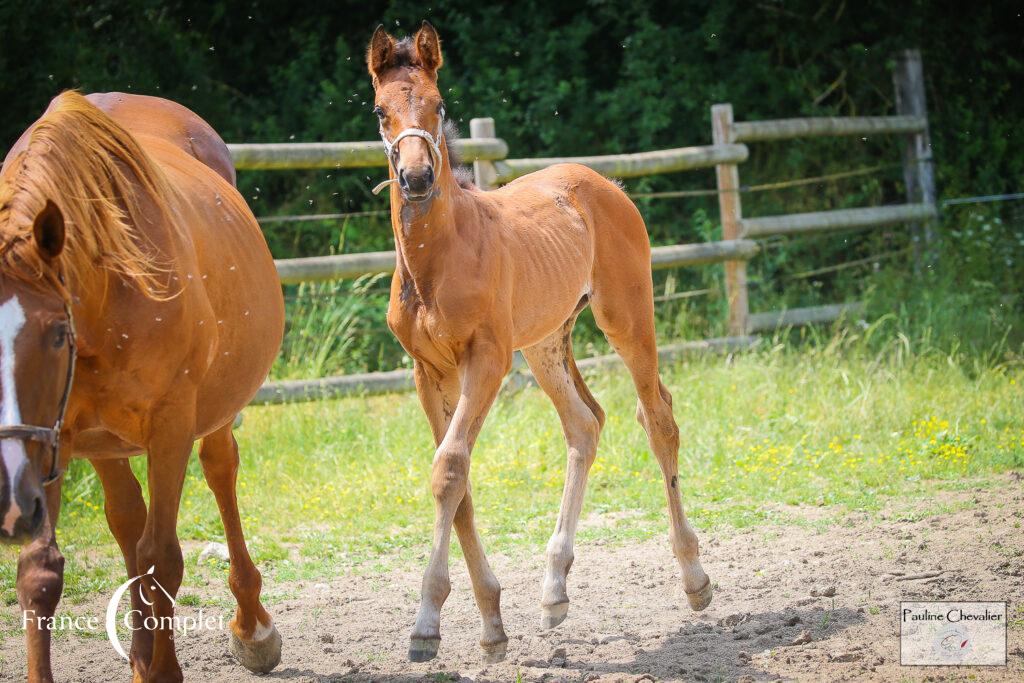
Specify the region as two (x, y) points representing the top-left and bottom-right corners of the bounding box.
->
(367, 21), (447, 202)
(0, 200), (73, 543)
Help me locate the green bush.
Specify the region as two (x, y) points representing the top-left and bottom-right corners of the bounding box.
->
(2, 1), (1021, 373)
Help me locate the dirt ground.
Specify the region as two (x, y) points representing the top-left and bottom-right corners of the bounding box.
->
(4, 475), (1022, 682)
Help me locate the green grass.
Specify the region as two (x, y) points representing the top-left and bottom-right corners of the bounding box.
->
(2, 332), (1022, 617)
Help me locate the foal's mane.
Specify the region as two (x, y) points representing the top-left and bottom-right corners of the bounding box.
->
(442, 120), (475, 190)
(0, 91), (176, 298)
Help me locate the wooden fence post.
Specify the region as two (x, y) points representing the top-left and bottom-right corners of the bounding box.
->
(893, 49), (937, 265)
(711, 103), (749, 336)
(469, 117), (499, 190)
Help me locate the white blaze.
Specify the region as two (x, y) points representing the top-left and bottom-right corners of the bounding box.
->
(0, 296), (27, 535)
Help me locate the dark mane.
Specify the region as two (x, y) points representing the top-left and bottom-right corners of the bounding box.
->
(443, 119), (476, 190)
(391, 37), (421, 69)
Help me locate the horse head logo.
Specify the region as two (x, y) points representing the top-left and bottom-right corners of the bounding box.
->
(105, 566), (175, 660)
(932, 625), (972, 663)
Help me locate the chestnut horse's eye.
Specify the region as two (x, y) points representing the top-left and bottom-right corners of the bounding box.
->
(373, 105), (385, 119)
(52, 325), (67, 349)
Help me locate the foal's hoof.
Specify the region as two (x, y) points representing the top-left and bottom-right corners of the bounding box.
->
(686, 578), (713, 612)
(481, 639), (508, 663)
(541, 602), (569, 629)
(230, 622), (283, 674)
(409, 637), (441, 662)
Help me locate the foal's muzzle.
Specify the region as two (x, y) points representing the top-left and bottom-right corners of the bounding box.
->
(399, 165), (436, 200)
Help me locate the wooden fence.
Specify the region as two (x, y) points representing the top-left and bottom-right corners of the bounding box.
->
(711, 49), (936, 335)
(231, 49), (935, 405)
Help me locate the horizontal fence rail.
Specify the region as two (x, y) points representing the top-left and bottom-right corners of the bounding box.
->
(275, 250), (395, 284)
(238, 53), (935, 412)
(731, 115), (927, 143)
(748, 302), (865, 333)
(649, 240), (759, 269)
(493, 144), (748, 183)
(253, 335), (760, 405)
(228, 138), (508, 170)
(741, 202), (937, 238)
(274, 239), (760, 285)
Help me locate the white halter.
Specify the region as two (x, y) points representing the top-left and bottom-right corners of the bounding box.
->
(372, 108), (446, 195)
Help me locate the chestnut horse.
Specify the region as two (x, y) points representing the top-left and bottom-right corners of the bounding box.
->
(0, 91), (284, 681)
(367, 23), (713, 663)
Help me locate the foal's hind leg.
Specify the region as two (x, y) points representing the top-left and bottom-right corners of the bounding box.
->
(592, 286), (712, 611)
(413, 362), (508, 662)
(522, 316), (605, 628)
(199, 423), (281, 674)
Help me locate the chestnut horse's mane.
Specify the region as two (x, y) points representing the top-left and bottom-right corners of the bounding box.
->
(0, 90), (177, 298)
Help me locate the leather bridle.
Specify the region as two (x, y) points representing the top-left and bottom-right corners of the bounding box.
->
(0, 278), (76, 487)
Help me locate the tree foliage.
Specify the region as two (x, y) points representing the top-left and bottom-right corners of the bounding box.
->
(2, 1), (1021, 370)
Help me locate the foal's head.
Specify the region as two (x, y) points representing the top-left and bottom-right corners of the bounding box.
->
(367, 22), (447, 202)
(0, 200), (72, 543)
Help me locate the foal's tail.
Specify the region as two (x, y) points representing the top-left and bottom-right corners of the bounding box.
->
(571, 163), (671, 433)
(565, 166), (656, 357)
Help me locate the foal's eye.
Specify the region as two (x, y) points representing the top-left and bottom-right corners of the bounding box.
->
(373, 105), (385, 119)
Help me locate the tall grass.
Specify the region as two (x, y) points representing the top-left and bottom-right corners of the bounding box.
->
(272, 273), (397, 380)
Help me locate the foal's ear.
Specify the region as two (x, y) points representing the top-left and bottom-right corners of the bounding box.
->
(32, 200), (65, 261)
(415, 21), (443, 78)
(367, 24), (396, 83)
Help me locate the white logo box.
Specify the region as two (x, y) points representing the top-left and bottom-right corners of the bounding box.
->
(900, 601), (1007, 666)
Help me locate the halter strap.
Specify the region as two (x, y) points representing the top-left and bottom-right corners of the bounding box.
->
(372, 109), (446, 196)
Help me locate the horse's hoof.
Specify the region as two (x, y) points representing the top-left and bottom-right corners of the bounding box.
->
(686, 578), (713, 612)
(409, 637), (440, 662)
(230, 622), (283, 674)
(540, 602), (569, 629)
(481, 639), (508, 663)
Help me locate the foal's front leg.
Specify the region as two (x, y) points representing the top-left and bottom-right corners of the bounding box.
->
(413, 362), (508, 662)
(409, 345), (510, 663)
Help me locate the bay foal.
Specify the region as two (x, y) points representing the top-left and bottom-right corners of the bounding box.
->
(368, 23), (713, 663)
